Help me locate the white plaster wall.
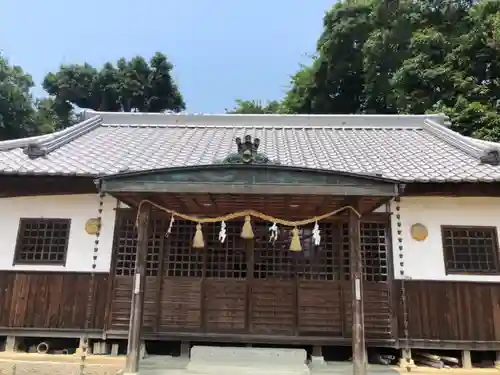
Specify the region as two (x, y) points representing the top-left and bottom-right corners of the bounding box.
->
(1, 194), (498, 281)
(391, 197), (500, 282)
(0, 194), (117, 272)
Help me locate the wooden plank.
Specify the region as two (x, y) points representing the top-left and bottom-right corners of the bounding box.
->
(203, 279), (247, 332)
(297, 280), (342, 335)
(344, 282), (392, 340)
(143, 277), (159, 333)
(0, 274), (13, 326)
(91, 274), (110, 329)
(46, 274), (63, 328)
(492, 285), (500, 342)
(398, 280), (500, 343)
(249, 280), (295, 335)
(109, 276), (133, 330)
(9, 274), (30, 327)
(0, 271), (108, 330)
(159, 278), (202, 331)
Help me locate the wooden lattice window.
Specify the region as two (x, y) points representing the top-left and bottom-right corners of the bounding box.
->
(253, 223), (295, 279)
(14, 218), (71, 265)
(341, 223), (351, 280)
(252, 222), (339, 280)
(296, 223), (338, 281)
(164, 220), (203, 277)
(442, 225), (499, 274)
(205, 222), (247, 278)
(114, 211), (166, 276)
(361, 222), (389, 282)
(341, 221), (389, 281)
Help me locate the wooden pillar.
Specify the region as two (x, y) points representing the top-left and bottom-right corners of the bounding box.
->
(125, 202), (151, 374)
(349, 208), (366, 375)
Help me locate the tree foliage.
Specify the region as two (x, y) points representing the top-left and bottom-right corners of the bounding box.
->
(0, 52), (185, 141)
(281, 0), (500, 141)
(4, 2), (500, 143)
(226, 99), (284, 114)
(0, 55), (37, 140)
(43, 52), (185, 113)
(34, 97), (75, 135)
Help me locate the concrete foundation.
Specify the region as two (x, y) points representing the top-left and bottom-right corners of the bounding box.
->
(186, 346), (310, 375)
(309, 356), (326, 368)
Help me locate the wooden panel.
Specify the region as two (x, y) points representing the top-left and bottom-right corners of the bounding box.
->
(0, 274), (13, 327)
(0, 272), (108, 329)
(297, 280), (342, 335)
(108, 276), (133, 330)
(249, 280), (295, 335)
(0, 176), (96, 197)
(344, 282), (392, 339)
(203, 279), (247, 332)
(108, 276), (159, 331)
(108, 209), (395, 342)
(397, 280), (500, 342)
(143, 277), (159, 332)
(3, 175), (499, 200)
(119, 195), (389, 222)
(159, 278), (202, 331)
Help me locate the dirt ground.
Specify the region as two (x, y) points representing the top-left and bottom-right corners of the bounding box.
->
(0, 353), (124, 375)
(0, 362), (122, 375)
(0, 353), (499, 375)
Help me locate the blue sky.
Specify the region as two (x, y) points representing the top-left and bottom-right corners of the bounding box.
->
(0, 0), (334, 113)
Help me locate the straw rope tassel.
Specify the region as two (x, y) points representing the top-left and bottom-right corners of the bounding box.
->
(289, 227), (302, 252)
(241, 215), (254, 239)
(135, 200), (361, 228)
(192, 223), (205, 248)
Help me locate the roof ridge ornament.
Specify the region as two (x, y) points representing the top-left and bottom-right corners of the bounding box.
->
(218, 135), (280, 165)
(19, 115), (103, 159)
(480, 148), (500, 166)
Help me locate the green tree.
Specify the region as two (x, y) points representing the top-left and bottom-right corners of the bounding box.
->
(43, 52), (185, 113)
(226, 99), (283, 114)
(307, 2), (374, 114)
(0, 55), (37, 140)
(433, 0), (500, 138)
(283, 0), (500, 141)
(34, 97), (75, 135)
(282, 63), (318, 114)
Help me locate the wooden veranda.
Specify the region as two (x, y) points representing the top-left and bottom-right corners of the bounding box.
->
(98, 136), (401, 374)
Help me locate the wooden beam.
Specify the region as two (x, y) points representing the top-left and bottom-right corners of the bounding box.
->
(404, 182), (500, 197)
(349, 208), (367, 375)
(2, 174), (500, 198)
(125, 202), (151, 374)
(0, 176), (96, 197)
(104, 182), (396, 196)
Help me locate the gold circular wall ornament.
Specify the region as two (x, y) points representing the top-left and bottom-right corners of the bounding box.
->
(85, 218), (101, 235)
(410, 223), (428, 241)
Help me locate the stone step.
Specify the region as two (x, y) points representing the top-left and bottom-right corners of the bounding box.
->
(139, 355), (188, 370)
(137, 365), (398, 375)
(137, 354), (398, 375)
(186, 346), (309, 375)
(313, 362), (398, 374)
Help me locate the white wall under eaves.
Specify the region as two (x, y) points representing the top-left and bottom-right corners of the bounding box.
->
(1, 194), (500, 284)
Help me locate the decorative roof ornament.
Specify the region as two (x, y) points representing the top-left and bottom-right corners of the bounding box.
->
(480, 148), (500, 166)
(218, 135), (279, 165)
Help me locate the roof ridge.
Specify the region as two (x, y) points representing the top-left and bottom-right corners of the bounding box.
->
(0, 133), (53, 152)
(85, 110), (447, 128)
(100, 123), (423, 129)
(23, 115), (103, 159)
(0, 115), (103, 156)
(466, 136), (500, 149)
(423, 119), (500, 166)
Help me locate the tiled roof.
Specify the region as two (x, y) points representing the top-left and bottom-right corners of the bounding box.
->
(0, 111), (499, 183)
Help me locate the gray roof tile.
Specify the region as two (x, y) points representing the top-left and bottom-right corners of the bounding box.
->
(0, 111), (499, 183)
